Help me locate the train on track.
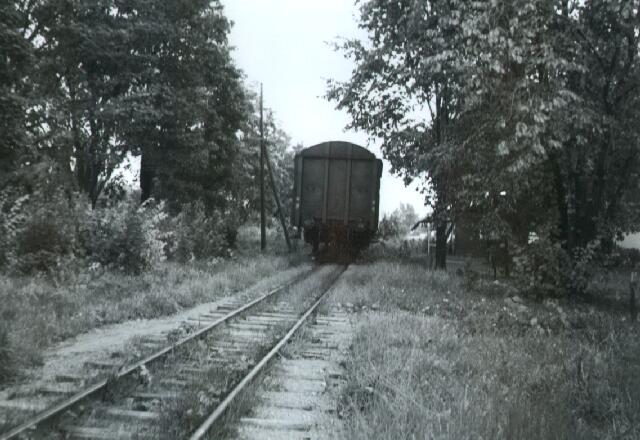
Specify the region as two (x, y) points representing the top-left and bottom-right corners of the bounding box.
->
(291, 141), (383, 257)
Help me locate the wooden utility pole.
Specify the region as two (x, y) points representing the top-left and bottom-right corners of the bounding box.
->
(259, 84), (266, 251)
(263, 141), (292, 252)
(631, 272), (637, 322)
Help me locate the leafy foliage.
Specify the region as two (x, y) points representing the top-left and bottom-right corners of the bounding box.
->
(11, 192), (80, 274)
(329, 0), (640, 293)
(135, 0), (247, 215)
(1, 0), (296, 276)
(0, 191), (29, 268)
(166, 201), (236, 262)
(378, 214), (401, 240)
(84, 196), (167, 274)
(377, 204), (419, 240)
(0, 170), (84, 274)
(25, 0), (148, 206)
(0, 2), (32, 178)
(4, 0), (249, 215)
(392, 203), (419, 235)
(512, 235), (570, 297)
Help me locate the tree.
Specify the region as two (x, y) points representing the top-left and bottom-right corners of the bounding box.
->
(16, 0), (245, 211)
(453, 0), (640, 292)
(135, 0), (246, 215)
(26, 0), (152, 206)
(328, 0), (467, 269)
(331, 0), (640, 292)
(0, 2), (32, 180)
(393, 203), (418, 235)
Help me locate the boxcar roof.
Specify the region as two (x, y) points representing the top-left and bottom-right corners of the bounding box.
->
(299, 141), (376, 160)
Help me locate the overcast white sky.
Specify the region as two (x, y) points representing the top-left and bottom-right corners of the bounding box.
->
(221, 0), (428, 216)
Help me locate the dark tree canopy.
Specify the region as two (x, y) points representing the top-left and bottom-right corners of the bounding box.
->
(0, 3), (32, 179)
(135, 0), (247, 214)
(2, 0), (249, 214)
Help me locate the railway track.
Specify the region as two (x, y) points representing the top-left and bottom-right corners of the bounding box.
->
(0, 265), (345, 440)
(197, 297), (351, 439)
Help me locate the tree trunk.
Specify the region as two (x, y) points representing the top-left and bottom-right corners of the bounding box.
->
(140, 147), (155, 202)
(435, 221), (447, 270)
(84, 86), (100, 209)
(566, 170), (577, 254)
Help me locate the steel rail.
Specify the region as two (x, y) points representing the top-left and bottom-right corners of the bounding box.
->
(189, 265), (347, 440)
(0, 268), (315, 440)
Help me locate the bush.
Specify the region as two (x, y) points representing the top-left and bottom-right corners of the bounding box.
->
(0, 190), (27, 267)
(0, 187), (84, 274)
(1, 180), (241, 274)
(512, 236), (571, 297)
(84, 196), (167, 273)
(166, 201), (236, 262)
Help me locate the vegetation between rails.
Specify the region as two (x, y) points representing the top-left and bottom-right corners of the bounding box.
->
(327, 257), (640, 439)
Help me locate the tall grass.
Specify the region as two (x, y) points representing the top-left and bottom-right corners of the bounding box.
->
(329, 261), (640, 439)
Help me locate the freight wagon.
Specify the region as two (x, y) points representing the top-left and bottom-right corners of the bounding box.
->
(291, 141), (383, 256)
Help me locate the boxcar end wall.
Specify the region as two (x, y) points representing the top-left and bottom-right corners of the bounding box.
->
(291, 141), (383, 250)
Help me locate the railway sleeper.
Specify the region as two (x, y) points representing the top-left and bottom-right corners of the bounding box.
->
(55, 374), (89, 384)
(239, 412), (313, 431)
(221, 330), (270, 340)
(0, 398), (49, 413)
(61, 425), (144, 440)
(198, 313), (227, 320)
(131, 391), (179, 401)
(37, 382), (78, 396)
(227, 322), (272, 331)
(236, 426), (317, 440)
(243, 316), (293, 324)
(158, 378), (189, 389)
(103, 407), (160, 421)
(258, 391), (333, 411)
(84, 360), (123, 370)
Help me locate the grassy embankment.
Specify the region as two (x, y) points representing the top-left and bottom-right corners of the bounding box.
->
(328, 246), (640, 439)
(0, 225), (306, 384)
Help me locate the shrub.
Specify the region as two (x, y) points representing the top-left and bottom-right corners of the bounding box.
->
(0, 190), (28, 267)
(0, 188), (84, 274)
(512, 236), (571, 297)
(514, 234), (601, 297)
(2, 181), (240, 273)
(84, 196), (167, 273)
(167, 201), (235, 262)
